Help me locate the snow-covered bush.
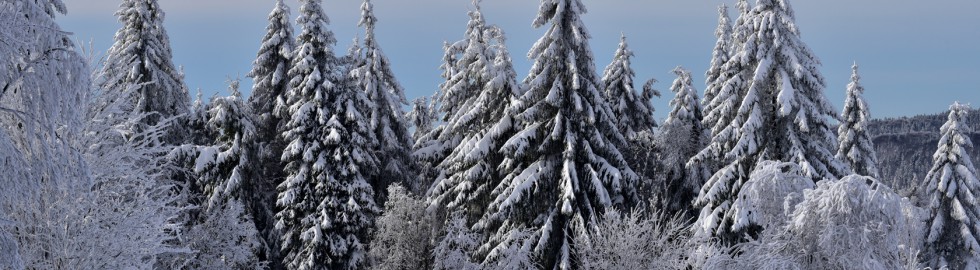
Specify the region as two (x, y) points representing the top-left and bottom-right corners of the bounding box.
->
(573, 209), (693, 270)
(784, 175), (922, 269)
(697, 160), (814, 244)
(703, 175), (924, 270)
(369, 184), (435, 270)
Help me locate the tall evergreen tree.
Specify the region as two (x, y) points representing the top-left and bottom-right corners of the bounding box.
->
(688, 0), (848, 245)
(248, 0), (294, 182)
(275, 0), (379, 268)
(702, 4), (733, 118)
(600, 34), (658, 207)
(351, 0), (416, 196)
(660, 67), (708, 216)
(99, 0), (190, 140)
(475, 0), (638, 268)
(922, 102), (980, 269)
(422, 3), (521, 224)
(836, 63), (879, 178)
(167, 80), (265, 268)
(602, 34), (657, 140)
(245, 0), (294, 265)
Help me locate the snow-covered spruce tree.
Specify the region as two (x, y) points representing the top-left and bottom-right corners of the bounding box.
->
(688, 0), (849, 245)
(406, 96), (436, 143)
(922, 102), (980, 269)
(602, 34), (657, 140)
(701, 0), (750, 137)
(369, 184), (436, 270)
(351, 0), (416, 196)
(98, 0), (190, 141)
(600, 35), (658, 202)
(658, 67), (708, 216)
(165, 80), (266, 268)
(274, 0), (380, 268)
(573, 209), (693, 270)
(475, 0), (639, 268)
(423, 2), (521, 224)
(245, 1), (294, 257)
(836, 63), (880, 178)
(406, 95), (437, 193)
(701, 4), (732, 122)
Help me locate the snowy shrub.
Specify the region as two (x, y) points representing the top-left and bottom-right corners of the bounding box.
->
(697, 160), (814, 244)
(784, 175), (922, 269)
(369, 184), (435, 270)
(573, 209), (693, 270)
(703, 175), (924, 270)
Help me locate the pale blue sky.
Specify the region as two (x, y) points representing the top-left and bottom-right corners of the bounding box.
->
(58, 0), (980, 118)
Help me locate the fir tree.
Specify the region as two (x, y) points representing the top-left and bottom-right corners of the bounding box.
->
(351, 0), (416, 198)
(406, 96), (436, 143)
(702, 4), (733, 118)
(836, 63), (879, 178)
(600, 35), (657, 207)
(248, 0), (294, 181)
(602, 34), (657, 139)
(99, 0), (190, 141)
(245, 0), (294, 265)
(475, 0), (638, 268)
(688, 0), (848, 245)
(167, 80), (266, 268)
(422, 2), (521, 224)
(922, 102), (980, 269)
(275, 0), (379, 268)
(659, 67), (708, 216)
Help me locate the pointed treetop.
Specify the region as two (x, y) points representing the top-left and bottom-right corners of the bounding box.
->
(227, 77), (241, 98)
(736, 0), (751, 14)
(359, 0), (376, 37)
(716, 4), (732, 39)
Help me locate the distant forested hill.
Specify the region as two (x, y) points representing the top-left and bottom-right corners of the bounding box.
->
(870, 109), (980, 196)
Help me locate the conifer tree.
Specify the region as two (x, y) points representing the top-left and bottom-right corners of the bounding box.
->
(600, 35), (658, 203)
(275, 0), (379, 268)
(351, 0), (416, 196)
(836, 63), (879, 178)
(688, 0), (848, 244)
(702, 4), (733, 117)
(922, 102), (980, 269)
(602, 35), (657, 140)
(99, 0), (190, 141)
(422, 3), (521, 224)
(244, 0), (294, 264)
(475, 0), (638, 268)
(248, 0), (293, 183)
(167, 80), (265, 268)
(406, 96), (435, 143)
(660, 67), (708, 216)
